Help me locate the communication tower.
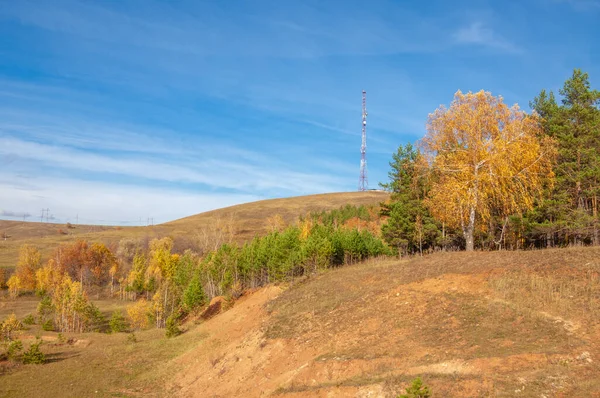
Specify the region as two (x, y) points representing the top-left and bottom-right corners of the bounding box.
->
(359, 90), (368, 191)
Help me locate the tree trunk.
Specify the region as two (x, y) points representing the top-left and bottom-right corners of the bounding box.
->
(464, 205), (476, 251)
(593, 195), (599, 246)
(442, 222), (446, 252)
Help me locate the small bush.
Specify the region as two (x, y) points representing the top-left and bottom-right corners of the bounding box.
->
(165, 313), (182, 338)
(1, 314), (23, 341)
(22, 339), (45, 364)
(41, 320), (54, 331)
(398, 377), (431, 398)
(84, 302), (106, 332)
(109, 310), (128, 333)
(22, 314), (35, 325)
(57, 333), (66, 343)
(7, 339), (23, 360)
(126, 332), (137, 343)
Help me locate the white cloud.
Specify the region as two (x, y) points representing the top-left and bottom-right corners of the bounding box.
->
(0, 173), (262, 225)
(454, 22), (521, 53)
(2, 0), (444, 59)
(0, 136), (345, 195)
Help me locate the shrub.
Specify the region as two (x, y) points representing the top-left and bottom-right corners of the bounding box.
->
(57, 333), (65, 343)
(7, 275), (21, 298)
(7, 339), (23, 360)
(22, 339), (45, 364)
(398, 377), (431, 398)
(126, 332), (137, 343)
(1, 314), (23, 341)
(127, 299), (151, 330)
(83, 302), (106, 332)
(109, 310), (128, 333)
(41, 320), (54, 331)
(22, 314), (35, 325)
(165, 313), (182, 338)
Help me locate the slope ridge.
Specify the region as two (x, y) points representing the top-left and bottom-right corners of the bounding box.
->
(168, 248), (600, 397)
(0, 191), (388, 269)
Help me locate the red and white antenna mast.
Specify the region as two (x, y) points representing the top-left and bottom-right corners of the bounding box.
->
(359, 90), (368, 191)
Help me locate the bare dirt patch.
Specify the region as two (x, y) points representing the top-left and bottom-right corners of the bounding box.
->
(169, 248), (600, 397)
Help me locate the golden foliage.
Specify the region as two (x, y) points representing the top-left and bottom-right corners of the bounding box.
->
(52, 275), (91, 333)
(1, 314), (23, 341)
(88, 242), (117, 284)
(15, 244), (42, 290)
(35, 259), (65, 295)
(127, 299), (151, 330)
(421, 90), (555, 249)
(266, 214), (286, 232)
(299, 217), (313, 240)
(7, 275), (21, 299)
(147, 237), (177, 282)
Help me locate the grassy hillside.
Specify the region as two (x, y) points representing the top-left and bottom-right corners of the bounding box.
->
(0, 191), (388, 270)
(2, 246), (600, 397)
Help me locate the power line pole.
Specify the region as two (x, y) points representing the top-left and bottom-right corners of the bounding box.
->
(40, 209), (45, 223)
(359, 90), (368, 191)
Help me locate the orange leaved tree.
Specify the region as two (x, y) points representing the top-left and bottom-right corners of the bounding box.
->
(421, 90), (555, 251)
(15, 244), (42, 290)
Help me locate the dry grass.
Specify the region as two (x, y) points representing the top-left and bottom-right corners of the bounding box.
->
(3, 246), (599, 397)
(0, 326), (208, 397)
(264, 247), (600, 397)
(0, 295), (209, 397)
(0, 191), (388, 270)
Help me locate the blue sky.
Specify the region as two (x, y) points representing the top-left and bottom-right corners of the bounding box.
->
(0, 0), (599, 225)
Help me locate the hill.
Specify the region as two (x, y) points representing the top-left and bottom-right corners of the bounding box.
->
(2, 247), (599, 397)
(0, 191), (389, 269)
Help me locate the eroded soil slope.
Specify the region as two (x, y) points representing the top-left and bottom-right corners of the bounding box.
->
(168, 248), (600, 397)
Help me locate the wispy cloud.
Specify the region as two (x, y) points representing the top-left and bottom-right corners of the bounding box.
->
(1, 0), (596, 225)
(0, 136), (345, 194)
(0, 210), (32, 219)
(454, 22), (521, 53)
(0, 172), (262, 225)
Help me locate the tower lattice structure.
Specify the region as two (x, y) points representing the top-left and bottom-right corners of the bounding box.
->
(359, 90), (368, 191)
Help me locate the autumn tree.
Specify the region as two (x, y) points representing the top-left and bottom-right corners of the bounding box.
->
(14, 245), (42, 291)
(127, 299), (151, 330)
(88, 243), (117, 285)
(421, 90), (555, 251)
(55, 240), (91, 284)
(146, 238), (179, 327)
(35, 259), (65, 296)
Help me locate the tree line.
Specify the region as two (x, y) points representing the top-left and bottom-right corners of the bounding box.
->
(380, 69), (600, 253)
(2, 206), (390, 334)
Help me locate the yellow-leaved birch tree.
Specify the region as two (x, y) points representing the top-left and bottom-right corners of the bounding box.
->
(420, 90), (555, 251)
